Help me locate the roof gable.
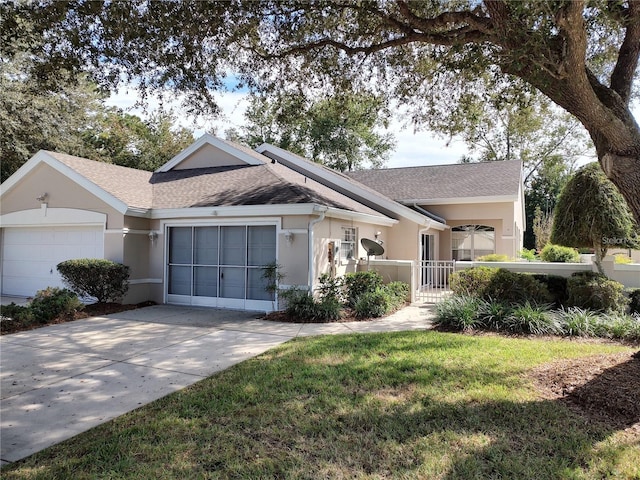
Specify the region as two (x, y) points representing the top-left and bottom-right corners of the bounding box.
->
(156, 133), (266, 172)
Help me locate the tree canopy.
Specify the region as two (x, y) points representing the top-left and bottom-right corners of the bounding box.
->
(232, 92), (395, 171)
(3, 1), (639, 221)
(551, 162), (639, 274)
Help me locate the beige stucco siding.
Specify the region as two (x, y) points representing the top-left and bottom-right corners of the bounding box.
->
(1, 163), (124, 229)
(173, 144), (249, 170)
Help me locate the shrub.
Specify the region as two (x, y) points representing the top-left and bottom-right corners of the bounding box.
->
(630, 289), (640, 314)
(477, 299), (513, 331)
(316, 273), (344, 303)
(593, 312), (640, 341)
(354, 289), (391, 318)
(343, 271), (383, 307)
(476, 253), (510, 262)
(532, 274), (569, 307)
(540, 244), (580, 263)
(280, 288), (342, 322)
(504, 302), (558, 335)
(0, 303), (34, 322)
(518, 249), (537, 261)
(486, 269), (552, 304)
(435, 295), (483, 331)
(557, 307), (600, 337)
(385, 281), (410, 307)
(315, 297), (343, 322)
(449, 267), (497, 298)
(614, 254), (633, 264)
(29, 287), (83, 322)
(566, 272), (628, 312)
(57, 259), (130, 303)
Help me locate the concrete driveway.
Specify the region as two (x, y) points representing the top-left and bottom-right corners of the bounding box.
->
(1, 304), (434, 466)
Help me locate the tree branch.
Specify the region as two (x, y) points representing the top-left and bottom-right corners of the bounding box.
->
(610, 0), (640, 104)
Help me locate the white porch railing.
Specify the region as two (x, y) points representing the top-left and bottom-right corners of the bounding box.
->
(415, 260), (456, 303)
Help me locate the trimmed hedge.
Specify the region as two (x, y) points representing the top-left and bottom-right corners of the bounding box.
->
(450, 267), (552, 304)
(57, 259), (129, 303)
(566, 272), (627, 313)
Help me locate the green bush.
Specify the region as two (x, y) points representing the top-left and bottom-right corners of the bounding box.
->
(354, 289), (391, 318)
(556, 307), (600, 337)
(566, 272), (628, 312)
(280, 288), (342, 322)
(29, 287), (84, 322)
(316, 273), (344, 303)
(57, 259), (130, 303)
(435, 295), (483, 331)
(595, 313), (640, 341)
(532, 274), (569, 307)
(540, 244), (580, 263)
(518, 249), (537, 261)
(629, 289), (640, 314)
(613, 254), (633, 264)
(476, 253), (510, 262)
(0, 303), (35, 322)
(343, 271), (383, 307)
(449, 267), (497, 298)
(385, 281), (410, 304)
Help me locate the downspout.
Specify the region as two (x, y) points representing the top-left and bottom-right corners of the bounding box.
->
(308, 206), (327, 292)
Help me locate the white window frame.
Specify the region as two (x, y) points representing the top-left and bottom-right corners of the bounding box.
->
(340, 226), (357, 263)
(451, 224), (495, 261)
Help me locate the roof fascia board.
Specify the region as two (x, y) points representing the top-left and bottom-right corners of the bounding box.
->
(324, 207), (397, 226)
(150, 203), (321, 220)
(405, 195), (518, 205)
(156, 133), (265, 172)
(0, 151), (130, 214)
(255, 144), (443, 228)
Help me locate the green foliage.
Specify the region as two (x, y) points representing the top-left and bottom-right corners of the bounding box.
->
(57, 259), (130, 303)
(595, 313), (640, 341)
(29, 287), (84, 322)
(532, 274), (569, 307)
(449, 267), (498, 298)
(280, 288), (342, 323)
(385, 281), (410, 305)
(504, 302), (559, 335)
(630, 289), (640, 315)
(354, 289), (391, 319)
(477, 299), (513, 331)
(237, 92), (395, 171)
(316, 273), (345, 303)
(450, 267), (552, 305)
(566, 272), (628, 313)
(518, 248), (537, 261)
(261, 262), (284, 301)
(539, 244), (580, 263)
(0, 302), (34, 322)
(556, 307), (600, 337)
(476, 253), (510, 262)
(551, 163), (639, 272)
(343, 271), (384, 307)
(613, 254), (633, 264)
(434, 295), (484, 331)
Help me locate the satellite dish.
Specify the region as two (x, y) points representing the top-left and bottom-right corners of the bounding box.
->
(361, 238), (384, 270)
(361, 238), (384, 256)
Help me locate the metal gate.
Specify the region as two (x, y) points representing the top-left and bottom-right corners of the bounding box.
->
(415, 260), (455, 303)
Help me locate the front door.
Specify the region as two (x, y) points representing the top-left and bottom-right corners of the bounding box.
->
(166, 225), (276, 311)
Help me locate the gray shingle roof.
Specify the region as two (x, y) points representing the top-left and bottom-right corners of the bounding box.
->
(48, 151), (385, 217)
(345, 161), (522, 202)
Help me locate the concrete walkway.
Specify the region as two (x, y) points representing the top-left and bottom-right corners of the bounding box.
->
(0, 304), (435, 466)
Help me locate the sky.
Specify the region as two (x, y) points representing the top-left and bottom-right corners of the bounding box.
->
(105, 88), (470, 169)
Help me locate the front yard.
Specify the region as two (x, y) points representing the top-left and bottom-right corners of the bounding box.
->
(3, 331), (639, 479)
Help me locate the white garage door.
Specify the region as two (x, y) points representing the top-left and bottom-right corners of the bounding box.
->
(1, 226), (104, 297)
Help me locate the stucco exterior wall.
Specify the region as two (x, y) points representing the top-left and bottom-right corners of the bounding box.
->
(172, 144), (248, 170)
(1, 163), (124, 229)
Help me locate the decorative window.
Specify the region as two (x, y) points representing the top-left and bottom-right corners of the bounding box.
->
(451, 225), (495, 261)
(341, 227), (357, 261)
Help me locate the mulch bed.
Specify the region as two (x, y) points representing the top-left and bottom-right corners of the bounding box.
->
(530, 350), (640, 431)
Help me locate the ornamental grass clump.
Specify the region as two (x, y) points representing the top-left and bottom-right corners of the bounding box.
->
(504, 302), (559, 335)
(435, 295), (483, 331)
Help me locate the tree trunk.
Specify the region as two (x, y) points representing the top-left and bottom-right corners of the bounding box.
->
(599, 152), (640, 228)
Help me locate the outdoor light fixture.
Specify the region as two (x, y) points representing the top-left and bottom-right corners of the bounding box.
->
(148, 231), (158, 244)
(36, 193), (48, 202)
(284, 231), (294, 244)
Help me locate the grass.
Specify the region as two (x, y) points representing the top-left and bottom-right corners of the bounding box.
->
(3, 331), (639, 479)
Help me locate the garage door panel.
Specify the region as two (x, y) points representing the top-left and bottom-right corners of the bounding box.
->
(2, 226), (104, 297)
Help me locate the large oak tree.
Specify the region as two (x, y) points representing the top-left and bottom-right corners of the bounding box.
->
(3, 1), (639, 222)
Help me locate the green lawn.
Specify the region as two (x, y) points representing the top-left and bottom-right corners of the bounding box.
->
(4, 331), (639, 479)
